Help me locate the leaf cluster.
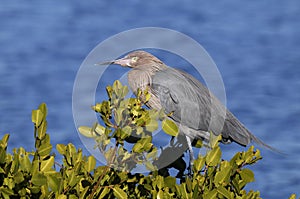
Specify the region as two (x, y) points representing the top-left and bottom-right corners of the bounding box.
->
(0, 81), (297, 198)
(79, 80), (179, 173)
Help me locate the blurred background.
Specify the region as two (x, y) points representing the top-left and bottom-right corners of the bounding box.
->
(0, 1), (299, 198)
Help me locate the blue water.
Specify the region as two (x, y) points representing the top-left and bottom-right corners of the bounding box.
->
(1, 1), (300, 198)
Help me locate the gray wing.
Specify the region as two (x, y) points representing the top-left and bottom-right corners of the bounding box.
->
(151, 67), (252, 146)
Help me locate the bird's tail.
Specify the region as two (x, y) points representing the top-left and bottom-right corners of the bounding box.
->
(250, 134), (285, 155)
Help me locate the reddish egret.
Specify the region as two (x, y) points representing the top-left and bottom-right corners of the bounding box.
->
(98, 51), (277, 164)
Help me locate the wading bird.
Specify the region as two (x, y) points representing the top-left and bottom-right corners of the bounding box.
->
(98, 50), (277, 165)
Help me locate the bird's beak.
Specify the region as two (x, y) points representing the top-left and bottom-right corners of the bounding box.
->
(95, 58), (131, 67)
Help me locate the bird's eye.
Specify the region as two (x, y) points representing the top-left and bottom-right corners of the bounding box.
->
(131, 57), (138, 62)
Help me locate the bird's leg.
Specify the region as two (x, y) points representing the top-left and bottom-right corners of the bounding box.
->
(186, 136), (194, 175)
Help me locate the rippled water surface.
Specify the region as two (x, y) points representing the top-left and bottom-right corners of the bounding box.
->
(0, 1), (299, 198)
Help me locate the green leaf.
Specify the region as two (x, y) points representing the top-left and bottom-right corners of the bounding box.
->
(0, 134), (9, 148)
(136, 126), (143, 135)
(145, 119), (158, 132)
(92, 103), (102, 113)
(239, 168), (254, 184)
(14, 171), (24, 184)
(41, 156), (54, 172)
(113, 186), (128, 199)
(179, 183), (190, 198)
(37, 120), (47, 139)
(146, 147), (157, 159)
(10, 153), (19, 174)
(145, 161), (156, 171)
(106, 85), (113, 99)
(156, 176), (164, 189)
(289, 194), (296, 199)
(38, 143), (52, 157)
(0, 187), (14, 196)
(210, 134), (222, 148)
(121, 126), (132, 139)
(78, 126), (96, 138)
(162, 119), (179, 136)
(57, 195), (67, 199)
(217, 186), (232, 199)
(214, 162), (232, 185)
(0, 148), (6, 164)
(94, 123), (106, 136)
(31, 172), (47, 186)
(204, 189), (217, 199)
(113, 80), (122, 91)
(186, 177), (192, 193)
(85, 156), (96, 172)
(193, 156), (205, 172)
(194, 139), (203, 148)
(104, 148), (115, 163)
(68, 195), (78, 199)
(133, 143), (143, 153)
(132, 137), (153, 153)
(47, 175), (60, 192)
(140, 136), (152, 147)
(68, 172), (79, 187)
(56, 144), (66, 155)
(99, 187), (110, 199)
(206, 146), (221, 167)
(115, 108), (125, 126)
(38, 103), (47, 117)
(157, 190), (164, 199)
(32, 109), (44, 126)
(122, 86), (129, 98)
(164, 176), (176, 189)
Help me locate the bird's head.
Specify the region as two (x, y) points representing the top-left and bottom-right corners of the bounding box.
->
(97, 50), (164, 69)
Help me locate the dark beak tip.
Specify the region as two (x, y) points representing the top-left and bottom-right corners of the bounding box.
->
(95, 61), (114, 66)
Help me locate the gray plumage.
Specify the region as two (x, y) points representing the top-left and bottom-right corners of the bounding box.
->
(100, 50), (276, 153)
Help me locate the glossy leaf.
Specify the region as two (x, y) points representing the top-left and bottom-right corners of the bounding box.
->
(132, 142), (143, 153)
(94, 123), (106, 136)
(14, 171), (24, 184)
(206, 146), (221, 167)
(56, 144), (66, 155)
(85, 156), (96, 172)
(193, 156), (205, 172)
(162, 119), (179, 136)
(38, 103), (48, 117)
(99, 187), (110, 199)
(156, 176), (164, 189)
(113, 186), (128, 199)
(31, 172), (47, 186)
(214, 162), (232, 185)
(0, 134), (9, 148)
(239, 168), (254, 184)
(41, 156), (54, 172)
(37, 120), (47, 139)
(204, 189), (218, 199)
(164, 176), (176, 189)
(32, 109), (44, 127)
(38, 143), (52, 157)
(19, 153), (31, 172)
(217, 186), (232, 199)
(0, 148), (6, 164)
(0, 89), (271, 198)
(47, 175), (60, 192)
(78, 126), (96, 138)
(145, 119), (158, 132)
(57, 195), (67, 199)
(157, 190), (164, 199)
(145, 161), (156, 171)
